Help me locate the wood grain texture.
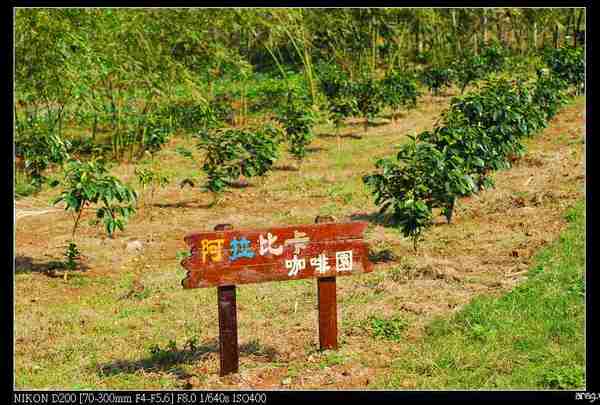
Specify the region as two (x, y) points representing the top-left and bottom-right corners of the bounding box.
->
(318, 277), (338, 350)
(217, 285), (238, 376)
(181, 221), (372, 288)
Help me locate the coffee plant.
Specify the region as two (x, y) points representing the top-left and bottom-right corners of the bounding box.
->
(317, 61), (352, 101)
(317, 61), (358, 136)
(479, 42), (506, 73)
(63, 241), (81, 274)
(533, 74), (569, 120)
(53, 159), (137, 239)
(420, 67), (453, 96)
(454, 52), (486, 94)
(161, 98), (217, 133)
(380, 71), (419, 122)
(15, 117), (70, 189)
(194, 123), (284, 194)
(363, 136), (473, 250)
(543, 46), (584, 95)
(275, 91), (318, 165)
(447, 78), (547, 187)
(135, 164), (169, 213)
(351, 73), (384, 133)
(364, 62), (575, 250)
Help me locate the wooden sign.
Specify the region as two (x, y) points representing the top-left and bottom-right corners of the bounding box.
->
(181, 221), (372, 288)
(181, 219), (374, 377)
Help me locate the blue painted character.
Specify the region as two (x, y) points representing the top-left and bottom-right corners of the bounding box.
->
(229, 237), (255, 261)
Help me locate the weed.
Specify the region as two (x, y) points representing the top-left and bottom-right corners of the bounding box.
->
(319, 351), (346, 369)
(369, 315), (408, 342)
(540, 366), (584, 389)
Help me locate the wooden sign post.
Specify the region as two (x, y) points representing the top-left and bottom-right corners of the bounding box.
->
(181, 218), (372, 376)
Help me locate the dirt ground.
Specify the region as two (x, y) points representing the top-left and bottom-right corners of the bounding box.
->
(14, 93), (585, 389)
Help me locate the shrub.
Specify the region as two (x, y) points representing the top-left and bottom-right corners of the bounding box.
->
(275, 91), (317, 165)
(533, 74), (569, 120)
(543, 46), (584, 95)
(479, 42), (506, 73)
(454, 51), (486, 94)
(161, 99), (216, 133)
(195, 123), (283, 194)
(317, 62), (358, 134)
(351, 73), (384, 133)
(53, 159), (137, 238)
(420, 67), (453, 96)
(363, 136), (473, 249)
(15, 117), (70, 188)
(380, 71), (419, 121)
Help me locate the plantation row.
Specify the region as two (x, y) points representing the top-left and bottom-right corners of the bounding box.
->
(35, 44), (581, 274)
(15, 41), (547, 196)
(363, 46), (584, 250)
(16, 39), (559, 195)
(14, 46), (497, 193)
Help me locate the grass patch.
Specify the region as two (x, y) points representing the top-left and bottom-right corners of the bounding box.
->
(381, 200), (586, 389)
(368, 315), (408, 342)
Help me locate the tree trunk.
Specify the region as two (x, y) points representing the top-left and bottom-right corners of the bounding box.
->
(541, 29), (547, 49)
(416, 18), (423, 55)
(533, 21), (538, 50)
(482, 8), (488, 46)
(497, 20), (504, 47)
(575, 8), (584, 46)
(452, 9), (461, 53)
(565, 10), (574, 47)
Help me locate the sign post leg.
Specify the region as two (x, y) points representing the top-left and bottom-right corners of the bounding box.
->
(217, 284), (239, 376)
(213, 223), (238, 377)
(314, 215), (339, 351)
(318, 276), (338, 350)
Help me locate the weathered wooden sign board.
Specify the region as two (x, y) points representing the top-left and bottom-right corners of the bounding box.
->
(180, 218), (373, 376)
(181, 221), (372, 288)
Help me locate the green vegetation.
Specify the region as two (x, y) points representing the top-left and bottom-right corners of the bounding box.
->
(275, 90), (318, 166)
(53, 159), (137, 239)
(363, 48), (580, 249)
(420, 67), (454, 96)
(382, 201), (585, 389)
(380, 71), (419, 121)
(369, 315), (409, 342)
(193, 123), (284, 195)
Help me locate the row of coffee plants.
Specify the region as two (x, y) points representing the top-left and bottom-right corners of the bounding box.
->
(363, 47), (582, 250)
(419, 42), (507, 96)
(543, 46), (585, 95)
(317, 62), (420, 135)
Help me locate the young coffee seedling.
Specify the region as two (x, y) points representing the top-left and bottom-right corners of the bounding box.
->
(53, 159), (137, 277)
(62, 241), (81, 281)
(135, 162), (169, 220)
(194, 123), (283, 203)
(275, 91), (317, 168)
(380, 71), (419, 123)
